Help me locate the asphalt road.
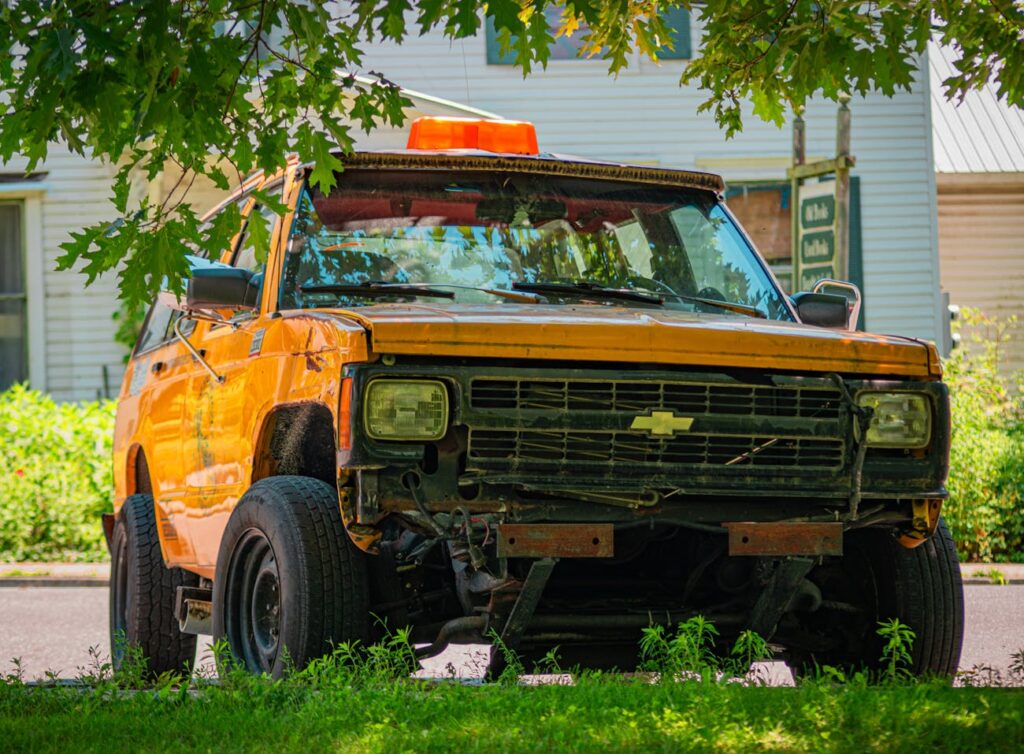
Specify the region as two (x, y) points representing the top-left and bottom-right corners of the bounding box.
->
(0, 585), (1021, 684)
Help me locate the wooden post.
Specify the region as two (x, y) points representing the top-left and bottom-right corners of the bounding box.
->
(791, 108), (805, 289)
(835, 93), (851, 280)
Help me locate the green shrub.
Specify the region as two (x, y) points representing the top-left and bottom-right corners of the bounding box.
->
(944, 309), (1024, 562)
(0, 384), (115, 562)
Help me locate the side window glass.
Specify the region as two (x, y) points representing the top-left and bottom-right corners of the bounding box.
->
(234, 182), (282, 270)
(134, 301), (174, 355)
(234, 201), (278, 272)
(137, 187), (277, 355)
(232, 183), (282, 310)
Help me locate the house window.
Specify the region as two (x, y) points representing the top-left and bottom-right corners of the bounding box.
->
(0, 202), (26, 391)
(486, 8), (691, 64)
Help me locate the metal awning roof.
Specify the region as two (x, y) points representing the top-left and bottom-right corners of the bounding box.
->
(930, 42), (1024, 174)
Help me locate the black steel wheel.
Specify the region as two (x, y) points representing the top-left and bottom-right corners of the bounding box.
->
(108, 493), (199, 676)
(784, 517), (964, 678)
(212, 476), (369, 677)
(222, 529), (283, 674)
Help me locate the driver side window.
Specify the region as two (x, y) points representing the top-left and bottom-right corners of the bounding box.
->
(231, 184), (282, 310)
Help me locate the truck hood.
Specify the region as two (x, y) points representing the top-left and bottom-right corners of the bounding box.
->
(329, 304), (939, 378)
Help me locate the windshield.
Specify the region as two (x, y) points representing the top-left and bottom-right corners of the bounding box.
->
(280, 169), (792, 319)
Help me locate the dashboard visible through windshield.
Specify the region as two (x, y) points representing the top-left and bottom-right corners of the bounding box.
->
(280, 169), (792, 320)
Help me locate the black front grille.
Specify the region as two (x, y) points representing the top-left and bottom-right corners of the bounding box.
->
(470, 378), (841, 419)
(468, 429), (845, 470)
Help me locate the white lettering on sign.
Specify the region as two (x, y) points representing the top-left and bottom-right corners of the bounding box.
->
(803, 235), (832, 261)
(804, 203), (830, 224)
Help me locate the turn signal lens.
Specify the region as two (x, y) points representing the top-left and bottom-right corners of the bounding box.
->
(857, 392), (931, 448)
(364, 380), (449, 441)
(406, 116), (539, 155)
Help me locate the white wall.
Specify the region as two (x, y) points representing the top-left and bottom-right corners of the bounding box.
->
(358, 18), (943, 342)
(3, 145), (123, 401)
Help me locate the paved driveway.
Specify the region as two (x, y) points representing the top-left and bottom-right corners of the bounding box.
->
(0, 584), (1020, 684)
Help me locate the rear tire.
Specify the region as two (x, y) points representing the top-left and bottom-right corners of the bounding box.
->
(109, 493), (199, 677)
(212, 476), (369, 677)
(786, 517), (964, 678)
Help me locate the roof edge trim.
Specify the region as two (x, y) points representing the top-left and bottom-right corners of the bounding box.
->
(331, 151), (726, 193)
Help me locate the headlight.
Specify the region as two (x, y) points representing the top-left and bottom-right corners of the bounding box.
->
(364, 379), (449, 441)
(857, 392), (931, 448)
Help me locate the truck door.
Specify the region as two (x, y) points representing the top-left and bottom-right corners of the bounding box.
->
(124, 300), (200, 566)
(182, 190), (283, 568)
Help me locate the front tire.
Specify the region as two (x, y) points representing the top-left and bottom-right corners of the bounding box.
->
(212, 476), (369, 677)
(109, 493), (199, 677)
(785, 517), (964, 678)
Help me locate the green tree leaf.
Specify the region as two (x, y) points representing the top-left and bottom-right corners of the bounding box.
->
(0, 0), (1017, 306)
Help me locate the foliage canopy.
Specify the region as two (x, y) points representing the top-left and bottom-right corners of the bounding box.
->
(1, 0), (1021, 305)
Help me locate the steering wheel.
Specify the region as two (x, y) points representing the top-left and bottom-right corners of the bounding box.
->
(696, 286), (726, 301)
(381, 258), (431, 284)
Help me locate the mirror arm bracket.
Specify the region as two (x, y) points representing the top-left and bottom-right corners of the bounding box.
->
(174, 314), (228, 384)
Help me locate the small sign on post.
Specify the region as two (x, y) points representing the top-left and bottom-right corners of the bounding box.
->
(788, 97), (855, 292)
(797, 180), (838, 290)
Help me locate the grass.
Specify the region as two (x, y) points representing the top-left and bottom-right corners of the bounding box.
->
(976, 567), (1010, 586)
(2, 672), (1022, 753)
(1, 621), (1021, 753)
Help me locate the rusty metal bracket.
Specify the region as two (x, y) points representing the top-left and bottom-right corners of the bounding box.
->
(898, 498), (943, 549)
(748, 557), (815, 640)
(828, 373), (873, 520)
(724, 522), (843, 556)
(499, 558), (557, 650)
(496, 524), (613, 558)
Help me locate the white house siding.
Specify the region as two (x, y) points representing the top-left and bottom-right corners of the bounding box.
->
(3, 145), (123, 401)
(359, 18), (943, 343)
(937, 173), (1024, 374)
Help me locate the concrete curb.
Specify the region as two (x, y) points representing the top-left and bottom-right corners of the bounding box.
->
(0, 564), (108, 587)
(960, 563), (1024, 586)
(0, 578), (108, 588)
(2, 562), (1022, 587)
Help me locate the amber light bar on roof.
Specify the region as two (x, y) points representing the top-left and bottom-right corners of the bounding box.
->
(406, 116), (540, 155)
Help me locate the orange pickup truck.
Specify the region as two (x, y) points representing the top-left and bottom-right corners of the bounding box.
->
(107, 117), (962, 678)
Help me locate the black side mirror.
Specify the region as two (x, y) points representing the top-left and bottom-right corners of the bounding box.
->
(187, 267), (259, 311)
(792, 291), (849, 329)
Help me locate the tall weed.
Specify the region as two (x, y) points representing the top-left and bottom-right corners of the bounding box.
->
(639, 617), (772, 681)
(877, 618), (915, 682)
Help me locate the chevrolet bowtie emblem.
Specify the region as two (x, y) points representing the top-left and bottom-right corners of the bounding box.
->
(630, 411), (695, 436)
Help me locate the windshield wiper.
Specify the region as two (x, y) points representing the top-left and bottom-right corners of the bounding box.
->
(661, 293), (766, 319)
(299, 282), (455, 300)
(397, 283), (544, 303)
(512, 281), (664, 306)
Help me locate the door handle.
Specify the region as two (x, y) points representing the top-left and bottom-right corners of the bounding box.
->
(151, 361), (166, 375)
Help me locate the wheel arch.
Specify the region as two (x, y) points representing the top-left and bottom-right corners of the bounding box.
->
(125, 443), (155, 498)
(251, 401), (337, 487)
